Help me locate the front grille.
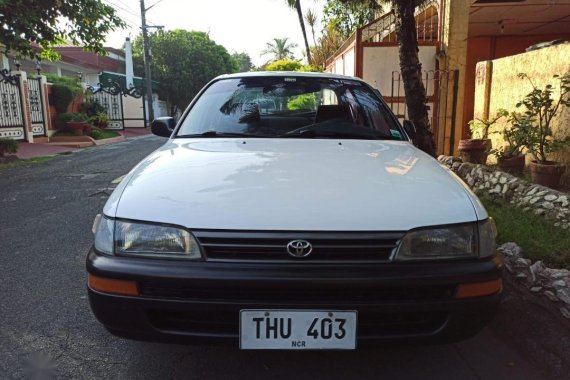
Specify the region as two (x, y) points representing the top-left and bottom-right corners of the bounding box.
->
(138, 283), (456, 303)
(146, 308), (448, 338)
(193, 231), (405, 263)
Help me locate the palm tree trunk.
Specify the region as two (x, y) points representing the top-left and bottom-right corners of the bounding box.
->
(393, 0), (436, 157)
(311, 26), (317, 46)
(295, 0), (312, 65)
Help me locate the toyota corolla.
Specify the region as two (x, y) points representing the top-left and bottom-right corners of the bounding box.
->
(87, 72), (503, 350)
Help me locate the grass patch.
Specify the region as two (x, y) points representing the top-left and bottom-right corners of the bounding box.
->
(479, 195), (570, 269)
(0, 156), (54, 170)
(91, 130), (120, 140)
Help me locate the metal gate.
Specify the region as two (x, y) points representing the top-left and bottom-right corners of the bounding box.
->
(0, 71), (25, 140)
(91, 91), (124, 130)
(389, 70), (458, 152)
(27, 77), (46, 136)
(87, 80), (144, 130)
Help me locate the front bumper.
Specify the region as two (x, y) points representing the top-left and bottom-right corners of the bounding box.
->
(86, 248), (503, 346)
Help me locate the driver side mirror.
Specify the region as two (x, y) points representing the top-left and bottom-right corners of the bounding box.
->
(403, 120), (417, 139)
(151, 117), (175, 138)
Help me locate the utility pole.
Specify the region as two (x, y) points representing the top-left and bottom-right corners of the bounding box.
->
(140, 0), (154, 126)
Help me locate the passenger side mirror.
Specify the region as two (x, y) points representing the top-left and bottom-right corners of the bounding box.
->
(151, 117), (175, 138)
(403, 120), (417, 139)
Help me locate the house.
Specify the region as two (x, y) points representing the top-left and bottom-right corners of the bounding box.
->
(326, 0), (570, 160)
(0, 39), (167, 142)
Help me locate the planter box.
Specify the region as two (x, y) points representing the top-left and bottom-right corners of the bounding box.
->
(66, 122), (91, 136)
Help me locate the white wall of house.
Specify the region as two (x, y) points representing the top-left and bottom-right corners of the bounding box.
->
(142, 93), (169, 124)
(1, 53), (9, 70)
(155, 99), (169, 118)
(344, 49), (356, 77)
(362, 45), (437, 95)
(327, 45), (357, 77)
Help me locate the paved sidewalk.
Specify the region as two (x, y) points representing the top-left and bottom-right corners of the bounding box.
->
(16, 142), (76, 159)
(14, 128), (153, 160)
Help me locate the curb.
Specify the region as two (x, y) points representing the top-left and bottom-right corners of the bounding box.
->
(93, 134), (126, 146)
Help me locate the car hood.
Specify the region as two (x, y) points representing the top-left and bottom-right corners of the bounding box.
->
(106, 138), (486, 231)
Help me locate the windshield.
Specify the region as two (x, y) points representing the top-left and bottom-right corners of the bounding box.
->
(176, 76), (405, 140)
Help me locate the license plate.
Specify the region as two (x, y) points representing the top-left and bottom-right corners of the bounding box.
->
(240, 310), (357, 350)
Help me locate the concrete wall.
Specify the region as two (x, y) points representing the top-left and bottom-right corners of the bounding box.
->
(464, 34), (570, 138)
(344, 48), (355, 77)
(474, 43), (570, 184)
(362, 45), (436, 95)
(329, 46), (356, 76)
(362, 45), (436, 126)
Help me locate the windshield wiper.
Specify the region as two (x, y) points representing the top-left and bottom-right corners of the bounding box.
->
(280, 129), (398, 140)
(176, 131), (263, 138)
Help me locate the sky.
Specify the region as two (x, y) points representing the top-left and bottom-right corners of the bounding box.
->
(103, 0), (326, 67)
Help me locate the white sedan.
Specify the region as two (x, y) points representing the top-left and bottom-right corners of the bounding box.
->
(87, 72), (502, 350)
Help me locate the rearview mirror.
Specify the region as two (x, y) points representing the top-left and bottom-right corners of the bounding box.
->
(151, 117), (175, 138)
(403, 120), (417, 139)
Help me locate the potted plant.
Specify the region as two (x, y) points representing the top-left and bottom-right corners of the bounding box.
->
(516, 72), (570, 187)
(90, 112), (109, 129)
(64, 113), (91, 136)
(490, 112), (530, 174)
(459, 108), (508, 164)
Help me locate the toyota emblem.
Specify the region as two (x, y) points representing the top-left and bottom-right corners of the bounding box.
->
(286, 240), (313, 258)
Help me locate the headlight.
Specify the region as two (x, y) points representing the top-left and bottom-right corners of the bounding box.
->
(396, 223), (477, 260)
(478, 218), (497, 258)
(92, 215), (202, 260)
(93, 214), (114, 255)
(395, 220), (497, 261)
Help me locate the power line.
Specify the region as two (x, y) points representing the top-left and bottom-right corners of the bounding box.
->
(103, 0), (159, 31)
(112, 0), (141, 15)
(103, 0), (141, 19)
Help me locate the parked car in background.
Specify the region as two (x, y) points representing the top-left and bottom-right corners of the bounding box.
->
(87, 72), (502, 350)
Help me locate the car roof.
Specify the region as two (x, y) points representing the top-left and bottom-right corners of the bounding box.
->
(215, 71), (366, 82)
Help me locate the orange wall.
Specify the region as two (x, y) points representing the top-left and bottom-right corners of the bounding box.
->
(462, 34), (570, 138)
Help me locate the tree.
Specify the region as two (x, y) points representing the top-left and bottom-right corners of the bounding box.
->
(265, 59), (315, 72)
(322, 0), (376, 39)
(261, 38), (298, 62)
(338, 0), (436, 157)
(285, 0), (312, 65)
(0, 0), (124, 60)
(133, 30), (238, 116)
(305, 9), (318, 46)
(232, 52), (254, 72)
(311, 24), (345, 71)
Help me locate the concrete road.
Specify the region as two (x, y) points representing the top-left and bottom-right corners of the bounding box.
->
(0, 135), (556, 379)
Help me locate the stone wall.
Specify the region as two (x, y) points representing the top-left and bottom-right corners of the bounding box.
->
(439, 155), (570, 318)
(438, 156), (570, 230)
(499, 243), (570, 320)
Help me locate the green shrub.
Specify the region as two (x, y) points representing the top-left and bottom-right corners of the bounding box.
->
(81, 98), (107, 117)
(89, 112), (109, 127)
(0, 138), (19, 157)
(47, 74), (83, 114)
(288, 94), (317, 111)
(265, 59), (318, 72)
(51, 83), (75, 114)
(89, 127), (103, 139)
(45, 74), (83, 94)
